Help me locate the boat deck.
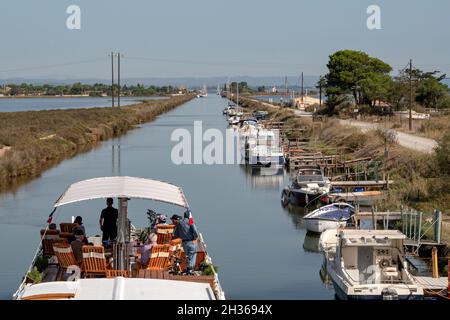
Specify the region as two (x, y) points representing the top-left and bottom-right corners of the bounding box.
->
(413, 276), (448, 290)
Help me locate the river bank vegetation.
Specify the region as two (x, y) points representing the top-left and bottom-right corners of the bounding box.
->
(0, 82), (185, 97)
(0, 94), (193, 190)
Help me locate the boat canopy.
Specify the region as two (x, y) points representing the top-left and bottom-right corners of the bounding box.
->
(54, 176), (188, 208)
(19, 278), (216, 300)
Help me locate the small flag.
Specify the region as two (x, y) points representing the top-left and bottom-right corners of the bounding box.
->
(47, 208), (56, 224)
(187, 208), (194, 226)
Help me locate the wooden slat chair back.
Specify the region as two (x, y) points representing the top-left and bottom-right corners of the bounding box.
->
(168, 238), (183, 273)
(156, 224), (175, 244)
(40, 229), (63, 256)
(53, 243), (78, 270)
(147, 244), (171, 270)
(82, 246), (108, 277)
(60, 223), (77, 233)
(106, 270), (129, 278)
(169, 238), (183, 258)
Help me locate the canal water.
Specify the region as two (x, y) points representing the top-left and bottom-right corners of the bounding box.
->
(0, 94), (334, 299)
(0, 96), (167, 112)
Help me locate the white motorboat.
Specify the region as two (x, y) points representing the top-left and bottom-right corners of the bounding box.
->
(281, 166), (331, 207)
(303, 203), (355, 233)
(14, 176), (225, 300)
(326, 229), (423, 300)
(246, 128), (284, 167)
(228, 115), (240, 125)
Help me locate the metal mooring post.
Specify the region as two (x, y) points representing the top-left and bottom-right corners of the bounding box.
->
(434, 210), (442, 244)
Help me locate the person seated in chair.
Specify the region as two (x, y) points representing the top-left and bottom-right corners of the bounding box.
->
(71, 229), (87, 265)
(140, 233), (158, 267)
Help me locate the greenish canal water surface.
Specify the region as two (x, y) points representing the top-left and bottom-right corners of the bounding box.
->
(0, 94), (334, 299)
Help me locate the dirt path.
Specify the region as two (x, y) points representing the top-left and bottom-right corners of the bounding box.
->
(339, 119), (438, 154)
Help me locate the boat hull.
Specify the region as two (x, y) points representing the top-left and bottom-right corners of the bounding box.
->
(304, 219), (346, 233)
(282, 188), (323, 207)
(248, 155), (284, 167)
(332, 281), (423, 300)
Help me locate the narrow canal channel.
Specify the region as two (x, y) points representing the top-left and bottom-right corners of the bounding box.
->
(0, 94), (335, 299)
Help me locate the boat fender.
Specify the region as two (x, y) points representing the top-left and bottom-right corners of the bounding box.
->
(281, 189), (290, 207)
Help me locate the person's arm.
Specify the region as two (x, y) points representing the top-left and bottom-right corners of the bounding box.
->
(99, 211), (104, 230)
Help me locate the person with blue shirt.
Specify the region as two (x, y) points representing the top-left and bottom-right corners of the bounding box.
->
(171, 214), (198, 275)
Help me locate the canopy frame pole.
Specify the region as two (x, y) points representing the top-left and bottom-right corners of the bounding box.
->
(115, 197), (129, 271)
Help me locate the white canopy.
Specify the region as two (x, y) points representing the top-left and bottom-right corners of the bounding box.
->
(54, 176), (188, 208)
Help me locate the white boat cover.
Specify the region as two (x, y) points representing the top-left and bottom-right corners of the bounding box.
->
(54, 176), (188, 208)
(19, 278), (216, 300)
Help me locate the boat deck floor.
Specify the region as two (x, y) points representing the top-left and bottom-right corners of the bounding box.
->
(413, 276), (448, 290)
(138, 269), (216, 288)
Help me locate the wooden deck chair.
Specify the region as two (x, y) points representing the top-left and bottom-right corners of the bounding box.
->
(168, 239), (183, 273)
(106, 270), (129, 278)
(60, 222), (77, 233)
(82, 246), (109, 277)
(53, 242), (78, 271)
(156, 224), (175, 244)
(40, 229), (64, 257)
(147, 244), (171, 270)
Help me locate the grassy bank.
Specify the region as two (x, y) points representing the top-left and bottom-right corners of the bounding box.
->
(0, 95), (193, 190)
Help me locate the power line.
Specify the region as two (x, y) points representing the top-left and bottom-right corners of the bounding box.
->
(0, 58), (107, 74)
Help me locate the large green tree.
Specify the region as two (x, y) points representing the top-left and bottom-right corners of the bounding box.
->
(325, 50), (392, 107)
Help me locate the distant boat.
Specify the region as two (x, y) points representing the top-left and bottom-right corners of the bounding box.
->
(197, 84), (208, 98)
(303, 203), (355, 233)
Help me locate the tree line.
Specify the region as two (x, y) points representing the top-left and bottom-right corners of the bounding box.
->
(320, 50), (450, 115)
(0, 82), (182, 97)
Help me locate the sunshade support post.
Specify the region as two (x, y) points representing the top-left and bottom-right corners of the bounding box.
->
(115, 197), (129, 271)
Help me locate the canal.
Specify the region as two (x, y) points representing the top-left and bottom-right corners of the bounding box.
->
(0, 96), (167, 112)
(0, 94), (334, 299)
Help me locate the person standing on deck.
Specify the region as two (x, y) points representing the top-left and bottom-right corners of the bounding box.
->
(99, 198), (118, 242)
(171, 214), (198, 275)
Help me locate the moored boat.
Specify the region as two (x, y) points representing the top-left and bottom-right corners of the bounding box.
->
(326, 229), (423, 300)
(303, 203), (355, 233)
(281, 166), (331, 207)
(13, 176), (225, 300)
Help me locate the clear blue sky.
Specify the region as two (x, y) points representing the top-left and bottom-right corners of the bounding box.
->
(0, 0), (449, 79)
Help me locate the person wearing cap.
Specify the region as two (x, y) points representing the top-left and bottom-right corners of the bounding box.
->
(156, 214), (168, 226)
(171, 214), (199, 275)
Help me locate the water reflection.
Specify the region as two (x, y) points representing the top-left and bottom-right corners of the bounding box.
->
(319, 256), (333, 289)
(303, 232), (321, 253)
(241, 165), (284, 190)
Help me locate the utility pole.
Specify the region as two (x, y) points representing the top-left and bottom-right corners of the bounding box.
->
(111, 52), (115, 107)
(409, 59), (413, 131)
(319, 75), (323, 106)
(117, 52), (121, 107)
(301, 72), (304, 104)
(285, 76), (288, 98)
